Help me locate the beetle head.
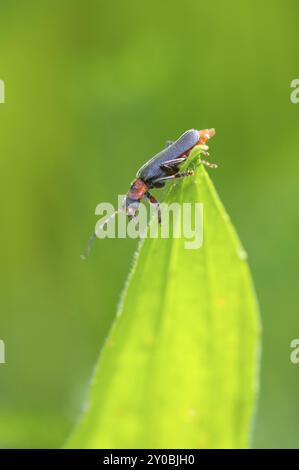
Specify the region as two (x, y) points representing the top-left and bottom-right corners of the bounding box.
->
(123, 197), (140, 218)
(124, 178), (148, 218)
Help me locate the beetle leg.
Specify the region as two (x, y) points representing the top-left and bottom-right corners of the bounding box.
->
(145, 191), (162, 224)
(160, 157), (188, 175)
(152, 169), (194, 186)
(161, 157), (187, 167)
(160, 164), (177, 175)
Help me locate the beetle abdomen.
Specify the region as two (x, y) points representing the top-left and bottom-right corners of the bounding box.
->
(167, 129), (199, 157)
(137, 129), (199, 181)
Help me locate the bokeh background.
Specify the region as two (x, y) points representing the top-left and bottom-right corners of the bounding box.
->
(0, 0), (298, 448)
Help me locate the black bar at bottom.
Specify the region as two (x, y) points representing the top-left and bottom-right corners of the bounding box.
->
(0, 449), (296, 466)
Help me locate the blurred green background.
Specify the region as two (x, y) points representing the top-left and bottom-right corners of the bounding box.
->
(0, 0), (298, 448)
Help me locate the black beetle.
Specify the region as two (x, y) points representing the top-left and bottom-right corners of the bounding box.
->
(82, 128), (216, 259)
(125, 128), (216, 223)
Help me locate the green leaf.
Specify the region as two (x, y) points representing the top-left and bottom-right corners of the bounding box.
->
(67, 146), (261, 449)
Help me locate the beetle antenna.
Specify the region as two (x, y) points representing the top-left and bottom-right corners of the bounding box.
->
(80, 232), (97, 260)
(80, 208), (124, 260)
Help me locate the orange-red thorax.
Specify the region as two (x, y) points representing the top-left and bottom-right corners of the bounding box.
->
(128, 178), (149, 200)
